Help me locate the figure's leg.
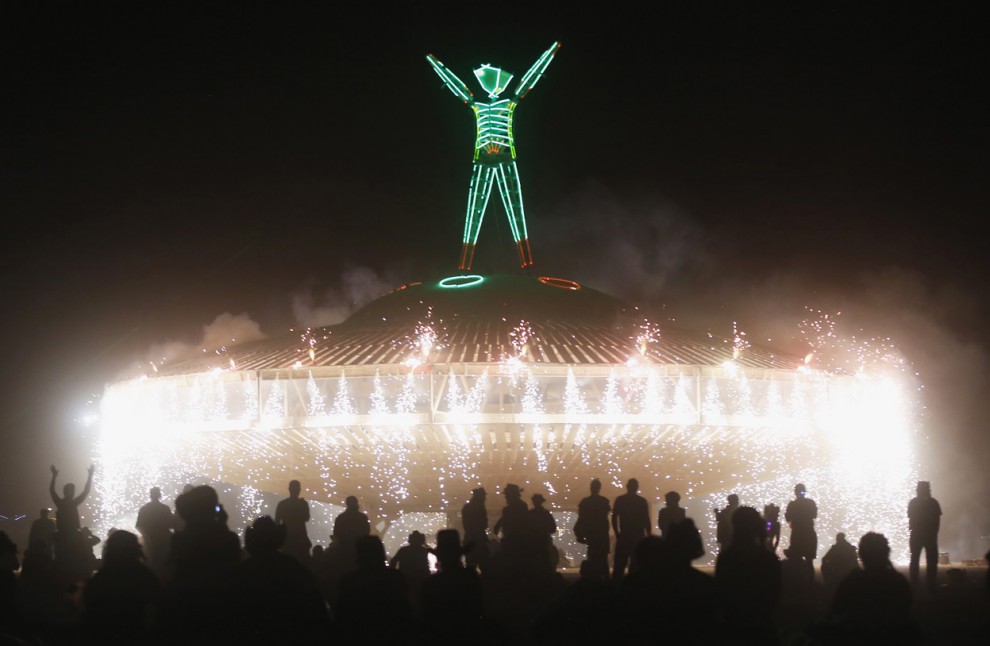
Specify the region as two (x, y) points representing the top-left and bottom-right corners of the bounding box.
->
(909, 534), (921, 586)
(925, 538), (939, 593)
(494, 160), (533, 268)
(460, 164), (496, 270)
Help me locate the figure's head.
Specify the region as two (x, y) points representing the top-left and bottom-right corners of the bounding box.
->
(409, 530), (426, 547)
(795, 483), (807, 497)
(149, 487), (161, 502)
(917, 481), (931, 497)
(504, 484), (522, 500)
(836, 532), (847, 544)
(590, 478), (602, 495)
(627, 478), (639, 494)
(531, 493), (546, 507)
(665, 491), (681, 506)
(39, 508), (50, 519)
(245, 516), (286, 557)
(63, 483), (75, 498)
(857, 531), (891, 570)
(289, 480), (301, 497)
(473, 63), (513, 99)
(471, 487), (486, 501)
(345, 495), (359, 510)
(731, 506), (766, 545)
(102, 530), (143, 567)
(175, 485), (221, 524)
(727, 493), (739, 506)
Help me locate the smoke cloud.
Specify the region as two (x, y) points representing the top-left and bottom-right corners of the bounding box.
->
(290, 265), (398, 328)
(144, 312), (267, 367)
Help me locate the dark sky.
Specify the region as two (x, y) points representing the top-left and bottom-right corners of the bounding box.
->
(2, 3), (988, 548)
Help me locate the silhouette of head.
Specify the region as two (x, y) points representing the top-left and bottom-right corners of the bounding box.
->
(102, 530), (143, 567)
(795, 483), (807, 497)
(667, 517), (705, 562)
(175, 485), (221, 524)
(590, 478), (602, 494)
(665, 491), (681, 506)
(473, 63), (513, 99)
(63, 483), (75, 498)
(409, 530), (426, 547)
(504, 484), (522, 500)
(288, 480), (301, 497)
(245, 515), (286, 557)
(727, 493), (739, 506)
(433, 528), (466, 569)
(731, 506), (766, 546)
(149, 486), (161, 501)
(471, 487), (486, 501)
(355, 535), (387, 570)
(917, 481), (931, 497)
(345, 495), (359, 510)
(532, 493), (546, 507)
(39, 508), (50, 519)
(627, 478), (639, 493)
(836, 532), (847, 544)
(857, 531), (891, 570)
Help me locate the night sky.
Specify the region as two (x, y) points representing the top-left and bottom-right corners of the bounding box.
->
(2, 4), (987, 554)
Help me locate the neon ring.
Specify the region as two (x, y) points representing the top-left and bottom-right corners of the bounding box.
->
(438, 274), (485, 288)
(539, 276), (581, 290)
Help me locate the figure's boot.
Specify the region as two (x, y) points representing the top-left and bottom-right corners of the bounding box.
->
(516, 238), (534, 268)
(459, 243), (476, 271)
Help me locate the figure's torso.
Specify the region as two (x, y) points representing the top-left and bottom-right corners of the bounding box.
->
(472, 99), (517, 162)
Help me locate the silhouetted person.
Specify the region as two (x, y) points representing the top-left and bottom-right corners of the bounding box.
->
(907, 480), (941, 595)
(611, 478), (650, 580)
(232, 515), (330, 643)
(162, 484), (241, 640)
(714, 493), (739, 552)
(529, 493), (558, 570)
(332, 495), (370, 573)
(762, 502), (781, 554)
(390, 530), (431, 613)
(335, 535), (411, 641)
(48, 463), (94, 580)
(461, 486), (490, 573)
(492, 483), (529, 549)
(26, 509), (55, 566)
(275, 479), (312, 565)
(81, 530), (161, 644)
(0, 532), (17, 633)
(422, 528), (484, 644)
(657, 490), (686, 537)
(785, 483), (818, 567)
(826, 532), (919, 643)
(616, 525), (720, 645)
(574, 478), (611, 581)
(715, 506), (781, 641)
(821, 532), (859, 593)
(172, 483), (194, 532)
(136, 486), (174, 580)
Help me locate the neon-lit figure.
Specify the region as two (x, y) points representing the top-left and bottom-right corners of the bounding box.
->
(427, 42), (560, 270)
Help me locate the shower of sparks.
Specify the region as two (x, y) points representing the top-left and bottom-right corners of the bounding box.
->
(90, 312), (922, 565)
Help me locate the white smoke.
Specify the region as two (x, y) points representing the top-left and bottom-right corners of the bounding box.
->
(144, 312), (267, 367)
(291, 265), (396, 327)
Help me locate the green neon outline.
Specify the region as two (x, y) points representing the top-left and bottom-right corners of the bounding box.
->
(438, 274), (485, 289)
(427, 42), (559, 269)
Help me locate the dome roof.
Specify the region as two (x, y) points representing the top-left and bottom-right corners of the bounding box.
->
(153, 274), (800, 376)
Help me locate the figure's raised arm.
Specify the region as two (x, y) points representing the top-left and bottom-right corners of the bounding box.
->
(514, 41), (560, 99)
(49, 465), (61, 504)
(426, 54), (474, 104)
(75, 464), (94, 505)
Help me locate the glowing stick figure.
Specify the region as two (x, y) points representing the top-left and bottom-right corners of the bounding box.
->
(427, 42), (560, 270)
